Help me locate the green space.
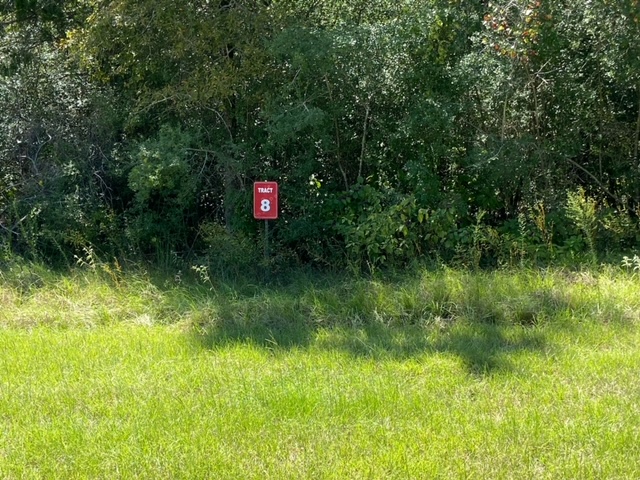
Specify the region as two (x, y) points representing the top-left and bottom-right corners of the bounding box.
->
(1, 264), (639, 478)
(2, 2), (640, 477)
(1, 1), (638, 271)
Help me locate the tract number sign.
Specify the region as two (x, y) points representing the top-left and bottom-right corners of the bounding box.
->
(253, 181), (278, 220)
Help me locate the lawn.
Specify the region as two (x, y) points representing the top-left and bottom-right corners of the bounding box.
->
(0, 265), (639, 478)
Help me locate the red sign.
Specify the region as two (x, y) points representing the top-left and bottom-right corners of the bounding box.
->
(253, 181), (278, 219)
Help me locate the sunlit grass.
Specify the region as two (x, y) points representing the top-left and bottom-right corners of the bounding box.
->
(1, 261), (639, 330)
(0, 263), (639, 478)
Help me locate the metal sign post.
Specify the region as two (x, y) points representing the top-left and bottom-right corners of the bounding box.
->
(254, 181), (278, 262)
(265, 219), (270, 261)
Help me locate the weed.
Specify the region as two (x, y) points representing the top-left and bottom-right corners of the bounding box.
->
(74, 245), (123, 287)
(566, 188), (599, 263)
(622, 254), (640, 273)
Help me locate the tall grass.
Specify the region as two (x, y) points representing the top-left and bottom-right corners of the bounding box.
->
(3, 258), (638, 332)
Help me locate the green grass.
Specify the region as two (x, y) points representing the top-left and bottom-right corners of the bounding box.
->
(1, 263), (639, 478)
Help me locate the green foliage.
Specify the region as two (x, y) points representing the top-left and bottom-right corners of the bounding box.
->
(335, 185), (422, 271)
(195, 222), (261, 281)
(127, 125), (201, 254)
(1, 0), (639, 269)
(0, 33), (123, 263)
(566, 188), (599, 262)
(622, 254), (640, 273)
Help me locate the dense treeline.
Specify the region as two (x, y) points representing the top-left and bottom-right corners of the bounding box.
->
(1, 0), (639, 271)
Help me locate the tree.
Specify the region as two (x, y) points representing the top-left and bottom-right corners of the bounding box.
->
(0, 1), (123, 261)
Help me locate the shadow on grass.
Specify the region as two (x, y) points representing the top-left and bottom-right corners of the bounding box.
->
(310, 322), (549, 375)
(194, 313), (551, 376)
(435, 323), (548, 375)
(183, 268), (634, 375)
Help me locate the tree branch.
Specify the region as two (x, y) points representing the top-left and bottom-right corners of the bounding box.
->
(635, 83), (640, 169)
(358, 102), (370, 181)
(565, 156), (620, 204)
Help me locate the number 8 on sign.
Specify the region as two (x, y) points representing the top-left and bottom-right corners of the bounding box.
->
(254, 181), (278, 219)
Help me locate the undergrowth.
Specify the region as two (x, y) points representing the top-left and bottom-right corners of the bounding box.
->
(1, 254), (639, 334)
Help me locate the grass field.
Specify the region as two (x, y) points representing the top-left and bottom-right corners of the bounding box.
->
(1, 263), (639, 478)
